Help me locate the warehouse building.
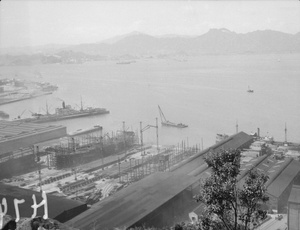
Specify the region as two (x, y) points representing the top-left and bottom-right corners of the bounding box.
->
(0, 182), (87, 223)
(0, 120), (67, 179)
(288, 185), (300, 230)
(67, 131), (255, 229)
(67, 130), (300, 229)
(0, 120), (66, 154)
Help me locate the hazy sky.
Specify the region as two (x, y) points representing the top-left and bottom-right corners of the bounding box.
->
(0, 1), (299, 48)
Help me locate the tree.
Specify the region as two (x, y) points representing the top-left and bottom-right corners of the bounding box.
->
(194, 149), (269, 230)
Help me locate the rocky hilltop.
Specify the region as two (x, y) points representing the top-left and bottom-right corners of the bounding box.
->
(1, 28), (299, 65)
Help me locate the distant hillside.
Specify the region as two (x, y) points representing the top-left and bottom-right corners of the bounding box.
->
(0, 28), (299, 65)
(0, 51), (106, 66)
(64, 28), (300, 56)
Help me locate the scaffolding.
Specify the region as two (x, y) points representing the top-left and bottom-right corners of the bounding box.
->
(46, 127), (139, 169)
(116, 144), (200, 184)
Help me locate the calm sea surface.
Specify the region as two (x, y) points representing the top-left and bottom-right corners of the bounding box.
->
(1, 54), (300, 148)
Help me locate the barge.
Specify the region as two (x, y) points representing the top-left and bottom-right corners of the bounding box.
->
(158, 105), (188, 128)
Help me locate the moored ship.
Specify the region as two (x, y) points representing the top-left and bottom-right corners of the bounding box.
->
(18, 100), (109, 123)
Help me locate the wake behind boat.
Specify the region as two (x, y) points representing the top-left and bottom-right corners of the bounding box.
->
(158, 105), (188, 128)
(17, 100), (109, 123)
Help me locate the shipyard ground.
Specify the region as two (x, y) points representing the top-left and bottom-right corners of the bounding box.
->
(1, 144), (169, 202)
(2, 132), (300, 229)
(259, 214), (287, 230)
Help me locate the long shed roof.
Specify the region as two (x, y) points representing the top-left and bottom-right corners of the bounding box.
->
(0, 183), (87, 221)
(67, 132), (253, 230)
(288, 185), (300, 204)
(267, 159), (300, 198)
(0, 120), (64, 142)
(0, 120), (66, 153)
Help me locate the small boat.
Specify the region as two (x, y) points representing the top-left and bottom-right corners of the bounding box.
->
(247, 86), (254, 93)
(158, 105), (188, 128)
(116, 61), (131, 64)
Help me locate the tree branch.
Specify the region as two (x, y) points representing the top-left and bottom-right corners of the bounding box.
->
(219, 214), (232, 230)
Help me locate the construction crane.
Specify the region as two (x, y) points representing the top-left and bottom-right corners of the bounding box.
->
(17, 109), (27, 119)
(158, 105), (188, 128)
(158, 105), (168, 124)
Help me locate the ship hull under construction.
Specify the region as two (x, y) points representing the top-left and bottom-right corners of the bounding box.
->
(47, 130), (138, 170)
(53, 143), (121, 169)
(0, 154), (39, 180)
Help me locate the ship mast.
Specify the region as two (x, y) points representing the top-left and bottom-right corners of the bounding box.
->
(285, 122), (287, 143)
(80, 96), (83, 111)
(46, 101), (49, 115)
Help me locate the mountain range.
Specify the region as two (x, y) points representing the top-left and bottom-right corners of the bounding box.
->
(1, 28), (299, 65)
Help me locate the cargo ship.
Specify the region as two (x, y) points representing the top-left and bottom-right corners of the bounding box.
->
(18, 101), (109, 123)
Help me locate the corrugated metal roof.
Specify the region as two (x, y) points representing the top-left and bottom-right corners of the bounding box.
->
(0, 121), (65, 142)
(68, 172), (202, 230)
(0, 121), (67, 154)
(0, 183), (86, 220)
(238, 155), (296, 193)
(213, 131), (253, 152)
(67, 132), (254, 230)
(267, 160), (300, 198)
(288, 185), (300, 204)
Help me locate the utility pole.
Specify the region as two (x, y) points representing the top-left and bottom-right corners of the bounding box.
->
(99, 126), (104, 170)
(140, 122), (143, 156)
(80, 96), (83, 111)
(123, 121), (126, 148)
(236, 119), (239, 134)
(35, 145), (42, 192)
(156, 117), (159, 153)
(71, 137), (77, 181)
(46, 152), (50, 169)
(129, 158), (132, 182)
(187, 137), (189, 149)
(118, 157), (121, 182)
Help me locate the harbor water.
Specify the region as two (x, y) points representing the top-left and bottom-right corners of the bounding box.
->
(0, 53), (300, 148)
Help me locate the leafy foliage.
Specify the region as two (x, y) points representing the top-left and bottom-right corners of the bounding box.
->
(194, 149), (269, 230)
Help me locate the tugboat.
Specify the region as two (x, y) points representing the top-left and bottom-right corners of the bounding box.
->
(158, 105), (188, 128)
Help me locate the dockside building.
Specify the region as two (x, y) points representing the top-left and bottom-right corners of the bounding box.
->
(0, 120), (67, 179)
